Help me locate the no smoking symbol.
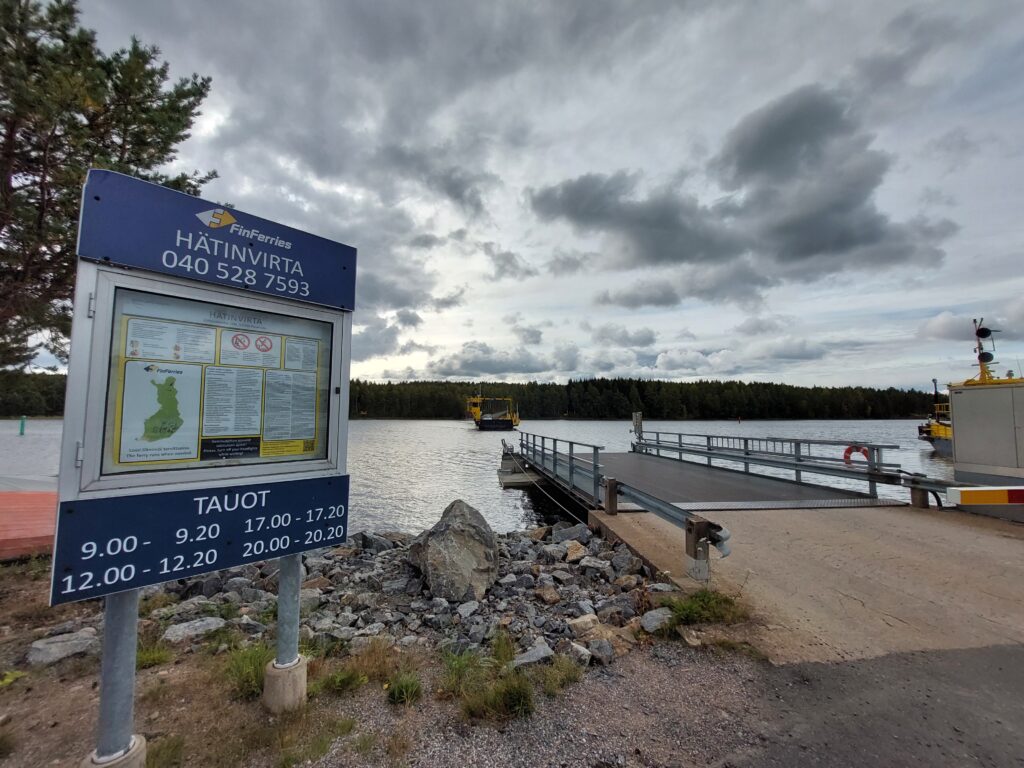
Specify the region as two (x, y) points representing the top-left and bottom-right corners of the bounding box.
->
(255, 336), (273, 353)
(231, 333), (250, 350)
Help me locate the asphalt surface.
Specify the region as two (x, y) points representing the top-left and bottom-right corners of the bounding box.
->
(732, 643), (1024, 768)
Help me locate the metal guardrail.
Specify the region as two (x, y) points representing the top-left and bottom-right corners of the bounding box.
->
(518, 432), (604, 506)
(517, 431), (731, 581)
(635, 431), (902, 498)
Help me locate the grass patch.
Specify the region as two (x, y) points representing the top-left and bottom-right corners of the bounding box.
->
(202, 626), (243, 655)
(0, 670), (26, 689)
(385, 730), (412, 762)
(533, 654), (583, 697)
(217, 602), (240, 621)
(353, 732), (377, 756)
(146, 734), (184, 768)
(490, 630), (516, 666)
(440, 634), (537, 722)
(137, 633), (173, 670)
(386, 670), (422, 706)
(319, 666), (366, 697)
(139, 592), (179, 616)
(0, 730), (13, 759)
(460, 671), (534, 720)
(140, 679), (172, 705)
(276, 716), (355, 768)
(224, 643), (275, 700)
(346, 638), (398, 682)
(662, 589), (748, 628)
(438, 650), (485, 700)
(300, 635), (346, 660)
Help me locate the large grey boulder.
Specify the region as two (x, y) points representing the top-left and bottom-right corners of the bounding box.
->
(512, 637), (554, 668)
(27, 628), (98, 666)
(162, 617), (226, 644)
(640, 607), (674, 634)
(408, 500), (498, 602)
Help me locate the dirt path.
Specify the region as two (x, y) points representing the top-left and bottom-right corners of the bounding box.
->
(592, 504), (1024, 663)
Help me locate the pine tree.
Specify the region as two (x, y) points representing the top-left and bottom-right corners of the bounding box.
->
(0, 0), (215, 367)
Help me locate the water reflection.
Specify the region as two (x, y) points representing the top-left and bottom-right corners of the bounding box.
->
(1, 418), (950, 533)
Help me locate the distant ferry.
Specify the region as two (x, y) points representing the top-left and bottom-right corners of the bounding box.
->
(466, 396), (520, 431)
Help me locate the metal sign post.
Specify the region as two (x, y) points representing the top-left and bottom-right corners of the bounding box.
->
(54, 170), (357, 767)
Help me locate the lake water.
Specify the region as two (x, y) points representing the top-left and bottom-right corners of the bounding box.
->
(0, 418), (951, 533)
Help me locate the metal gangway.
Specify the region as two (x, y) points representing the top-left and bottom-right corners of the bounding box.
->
(509, 421), (957, 581)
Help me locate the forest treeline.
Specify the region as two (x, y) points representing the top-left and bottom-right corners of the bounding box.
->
(353, 378), (936, 420)
(1, 372), (937, 420)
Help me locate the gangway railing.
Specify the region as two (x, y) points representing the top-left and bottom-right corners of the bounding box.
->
(518, 432), (604, 506)
(516, 430), (730, 581)
(634, 431), (902, 498)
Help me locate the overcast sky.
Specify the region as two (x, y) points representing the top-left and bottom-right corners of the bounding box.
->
(79, 1), (1024, 390)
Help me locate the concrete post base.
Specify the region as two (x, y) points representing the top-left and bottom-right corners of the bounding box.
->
(910, 487), (931, 509)
(262, 655), (307, 714)
(81, 735), (146, 768)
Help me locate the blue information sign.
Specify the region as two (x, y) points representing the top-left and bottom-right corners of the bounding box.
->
(78, 170), (357, 310)
(50, 475), (348, 606)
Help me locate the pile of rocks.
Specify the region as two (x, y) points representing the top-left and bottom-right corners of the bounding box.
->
(28, 500), (681, 668)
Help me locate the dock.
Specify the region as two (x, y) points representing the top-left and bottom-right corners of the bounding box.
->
(500, 424), (1024, 663)
(0, 490), (56, 560)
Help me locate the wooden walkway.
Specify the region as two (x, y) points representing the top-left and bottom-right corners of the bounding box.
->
(0, 491), (56, 560)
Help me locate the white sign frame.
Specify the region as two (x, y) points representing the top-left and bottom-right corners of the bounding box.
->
(57, 260), (352, 504)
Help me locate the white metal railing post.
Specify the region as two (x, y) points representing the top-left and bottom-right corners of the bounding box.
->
(553, 439), (559, 484)
(706, 435), (712, 466)
(568, 443), (575, 491)
(655, 431), (661, 457)
(592, 446), (600, 505)
(678, 432), (682, 459)
(794, 442), (803, 484)
(868, 447), (878, 498)
(743, 438), (749, 473)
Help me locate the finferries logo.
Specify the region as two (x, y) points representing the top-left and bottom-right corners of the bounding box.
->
(196, 208), (237, 228)
(194, 207), (293, 250)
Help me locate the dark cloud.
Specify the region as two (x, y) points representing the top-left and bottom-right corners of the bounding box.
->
(377, 143), (497, 216)
(735, 315), (787, 336)
(352, 316), (402, 361)
(595, 281), (681, 308)
(482, 242), (539, 280)
(545, 251), (588, 275)
(925, 127), (982, 172)
(552, 342), (580, 371)
(398, 339), (439, 355)
(394, 310), (423, 327)
(408, 234), (446, 249)
(357, 272), (432, 313)
(431, 287), (467, 311)
(852, 10), (959, 101)
(530, 172), (744, 268)
(591, 323), (656, 347)
(511, 324), (544, 345)
(427, 341), (550, 377)
(757, 338), (826, 361)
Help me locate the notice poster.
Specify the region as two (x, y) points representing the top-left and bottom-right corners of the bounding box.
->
(118, 361), (202, 463)
(201, 367), (263, 436)
(284, 337), (319, 371)
(263, 370), (317, 443)
(103, 289), (333, 475)
(126, 318), (216, 362)
(219, 331), (282, 368)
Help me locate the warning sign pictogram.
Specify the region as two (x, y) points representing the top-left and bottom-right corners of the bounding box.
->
(231, 333), (250, 350)
(255, 335), (274, 353)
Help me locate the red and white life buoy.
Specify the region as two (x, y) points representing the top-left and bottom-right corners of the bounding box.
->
(843, 445), (869, 464)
